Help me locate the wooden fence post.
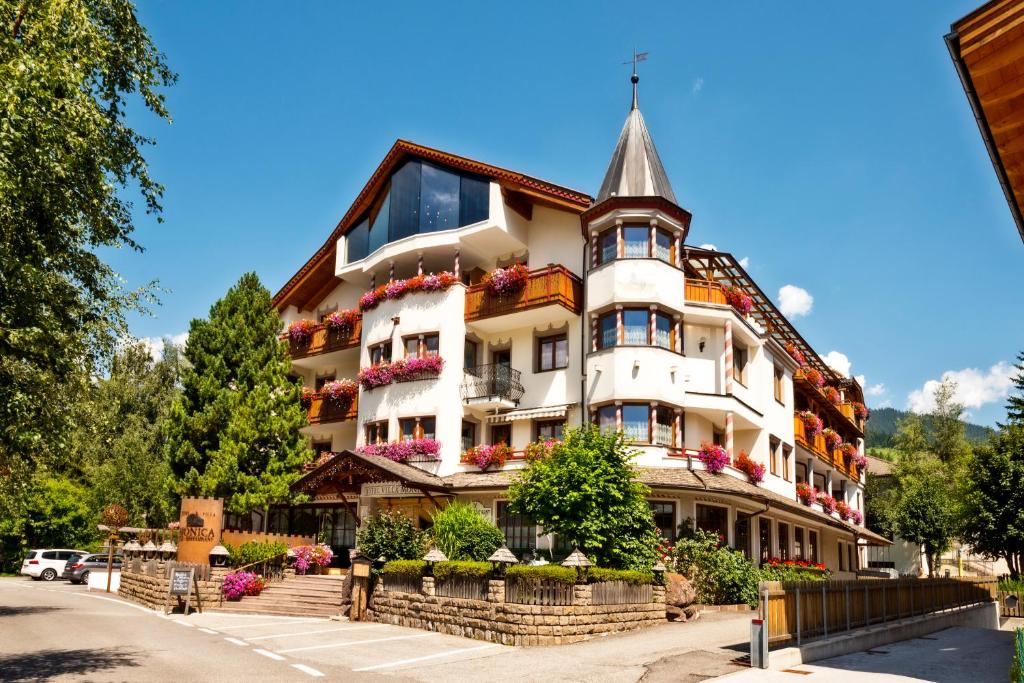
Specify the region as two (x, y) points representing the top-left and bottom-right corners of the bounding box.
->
(795, 585), (802, 646)
(864, 583), (869, 628)
(821, 583), (828, 638)
(845, 583), (851, 633)
(882, 581), (887, 624)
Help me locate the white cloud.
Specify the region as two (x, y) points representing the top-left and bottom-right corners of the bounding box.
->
(867, 383), (887, 397)
(777, 284), (813, 318)
(739, 257), (750, 269)
(692, 77), (704, 94)
(138, 332), (188, 362)
(877, 399), (892, 409)
(699, 243), (717, 251)
(906, 361), (1015, 413)
(823, 351), (851, 377)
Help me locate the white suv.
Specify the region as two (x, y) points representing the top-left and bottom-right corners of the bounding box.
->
(21, 549), (90, 581)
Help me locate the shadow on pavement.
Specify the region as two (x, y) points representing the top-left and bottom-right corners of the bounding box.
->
(0, 647), (141, 682)
(0, 605), (65, 618)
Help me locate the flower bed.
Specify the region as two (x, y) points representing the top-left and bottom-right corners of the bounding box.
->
(287, 319), (316, 345)
(293, 543), (333, 575)
(796, 482), (817, 506)
(321, 379), (358, 407)
(482, 264), (529, 297)
(734, 451), (765, 484)
(359, 272), (459, 312)
(358, 356), (444, 389)
(357, 438), (441, 463)
(785, 342), (806, 367)
(822, 428), (842, 451)
(221, 571), (266, 600)
(724, 286), (753, 315)
(462, 443), (511, 471)
(698, 442), (730, 473)
(817, 493), (838, 515)
(803, 368), (825, 388)
(823, 386), (842, 405)
(324, 308), (359, 336)
(798, 410), (823, 437)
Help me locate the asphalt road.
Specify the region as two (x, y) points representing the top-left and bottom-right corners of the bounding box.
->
(0, 577), (751, 682)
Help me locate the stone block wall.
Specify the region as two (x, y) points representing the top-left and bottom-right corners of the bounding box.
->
(368, 578), (666, 646)
(118, 567), (225, 611)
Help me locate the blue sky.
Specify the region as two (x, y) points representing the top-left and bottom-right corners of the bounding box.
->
(114, 1), (1023, 426)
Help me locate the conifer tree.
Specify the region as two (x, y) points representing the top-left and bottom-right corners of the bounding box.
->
(1005, 351), (1024, 426)
(165, 273), (312, 513)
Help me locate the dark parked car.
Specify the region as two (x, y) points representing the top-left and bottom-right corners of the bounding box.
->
(62, 553), (122, 585)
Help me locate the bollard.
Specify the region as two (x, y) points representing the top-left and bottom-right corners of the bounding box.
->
(750, 619), (768, 669)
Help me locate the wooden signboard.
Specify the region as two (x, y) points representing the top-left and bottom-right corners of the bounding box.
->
(177, 497), (223, 564)
(165, 568), (203, 616)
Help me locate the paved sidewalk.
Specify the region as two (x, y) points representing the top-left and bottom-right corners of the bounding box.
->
(720, 626), (1014, 682)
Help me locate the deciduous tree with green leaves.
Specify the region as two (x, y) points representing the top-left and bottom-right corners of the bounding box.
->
(164, 273), (312, 514)
(508, 426), (659, 570)
(0, 0), (174, 513)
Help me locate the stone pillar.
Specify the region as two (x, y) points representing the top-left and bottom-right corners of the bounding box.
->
(487, 579), (505, 603)
(572, 583), (592, 607)
(422, 576), (435, 596)
(724, 320), (734, 394)
(725, 411), (734, 459)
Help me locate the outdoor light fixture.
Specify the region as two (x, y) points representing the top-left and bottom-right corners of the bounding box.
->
(209, 544), (229, 566)
(123, 539), (142, 557)
(699, 337), (706, 352)
(158, 539), (177, 557)
(142, 540), (157, 559)
(560, 547), (592, 581)
(487, 544), (518, 576)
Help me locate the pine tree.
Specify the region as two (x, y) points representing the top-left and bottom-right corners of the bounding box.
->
(164, 273), (312, 513)
(1005, 351), (1024, 426)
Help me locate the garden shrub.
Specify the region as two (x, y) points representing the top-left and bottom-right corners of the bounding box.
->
(356, 509), (426, 561)
(433, 561), (492, 582)
(760, 561), (831, 582)
(588, 567), (655, 585)
(672, 524), (759, 607)
(226, 540), (288, 567)
(1011, 628), (1023, 683)
(428, 501), (504, 561)
(504, 564), (577, 586)
(380, 559), (427, 577)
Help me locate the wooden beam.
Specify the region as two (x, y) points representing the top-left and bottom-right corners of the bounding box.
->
(339, 492), (361, 526)
(501, 187), (534, 220)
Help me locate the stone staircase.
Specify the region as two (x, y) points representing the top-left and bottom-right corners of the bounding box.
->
(214, 573), (350, 619)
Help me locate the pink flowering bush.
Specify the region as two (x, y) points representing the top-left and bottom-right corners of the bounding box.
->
(850, 509), (863, 525)
(798, 411), (824, 437)
(358, 272), (459, 312)
(358, 357), (444, 389)
(357, 438), (441, 463)
(698, 442), (730, 473)
(724, 286), (753, 315)
(221, 571), (265, 600)
(482, 264), (529, 297)
(818, 494), (838, 515)
(292, 544), (333, 575)
(320, 379), (357, 407)
(462, 443), (512, 471)
(822, 428), (842, 451)
(287, 319), (316, 344)
(324, 309), (359, 336)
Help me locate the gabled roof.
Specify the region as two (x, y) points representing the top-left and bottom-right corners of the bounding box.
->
(273, 140), (593, 311)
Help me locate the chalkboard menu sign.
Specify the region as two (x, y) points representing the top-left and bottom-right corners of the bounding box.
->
(165, 567), (202, 615)
(169, 569), (192, 596)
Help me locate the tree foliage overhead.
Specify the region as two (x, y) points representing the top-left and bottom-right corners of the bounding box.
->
(164, 273), (312, 513)
(0, 0), (174, 509)
(508, 426), (659, 570)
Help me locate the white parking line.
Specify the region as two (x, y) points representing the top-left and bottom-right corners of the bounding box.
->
(253, 648), (286, 661)
(278, 632), (438, 654)
(199, 628), (219, 634)
(224, 637), (249, 646)
(174, 620), (194, 628)
(246, 625), (380, 641)
(291, 664), (325, 678)
(215, 618), (326, 630)
(352, 643), (502, 672)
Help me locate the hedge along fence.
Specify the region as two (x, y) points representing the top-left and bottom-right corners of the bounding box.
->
(760, 576), (999, 648)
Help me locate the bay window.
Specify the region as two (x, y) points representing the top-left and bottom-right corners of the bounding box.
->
(592, 225), (677, 267)
(592, 404), (676, 447)
(622, 309), (648, 345)
(622, 226), (649, 258)
(621, 404), (648, 442)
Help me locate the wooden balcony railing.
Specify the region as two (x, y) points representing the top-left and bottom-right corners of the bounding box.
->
(794, 369), (864, 433)
(684, 279), (727, 305)
(794, 415), (859, 479)
(306, 394), (358, 425)
(465, 265), (582, 322)
(283, 318), (362, 359)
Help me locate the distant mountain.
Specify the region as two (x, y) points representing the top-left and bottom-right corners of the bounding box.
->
(865, 407), (994, 448)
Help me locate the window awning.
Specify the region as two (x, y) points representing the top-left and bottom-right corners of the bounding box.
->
(485, 404), (575, 424)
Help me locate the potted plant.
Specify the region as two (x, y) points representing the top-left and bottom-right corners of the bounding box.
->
(798, 410), (823, 436)
(324, 309), (359, 338)
(462, 443), (512, 471)
(803, 368), (825, 389)
(320, 379), (357, 411)
(724, 286), (753, 315)
(482, 263), (529, 298)
(817, 493), (838, 515)
(358, 272), (459, 312)
(836, 501), (851, 521)
(734, 451), (765, 484)
(356, 438), (441, 463)
(822, 428), (842, 451)
(287, 319), (316, 345)
(785, 342), (806, 367)
(823, 386), (842, 405)
(698, 442), (729, 473)
(852, 402), (870, 420)
(796, 482), (816, 506)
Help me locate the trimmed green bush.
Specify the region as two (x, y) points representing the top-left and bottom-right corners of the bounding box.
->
(356, 509), (426, 562)
(759, 563), (831, 582)
(588, 567), (655, 585)
(433, 561), (492, 582)
(226, 541), (288, 568)
(380, 559), (427, 577)
(505, 564), (577, 586)
(428, 501), (504, 561)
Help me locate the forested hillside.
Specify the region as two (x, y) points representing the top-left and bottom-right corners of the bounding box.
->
(865, 407), (994, 448)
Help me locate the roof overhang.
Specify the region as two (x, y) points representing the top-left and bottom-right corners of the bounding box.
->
(291, 449), (449, 495)
(947, 0), (1024, 244)
(580, 195), (693, 239)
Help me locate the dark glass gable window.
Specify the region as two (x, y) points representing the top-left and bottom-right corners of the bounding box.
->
(346, 160), (490, 262)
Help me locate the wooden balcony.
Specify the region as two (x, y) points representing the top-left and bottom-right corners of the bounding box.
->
(306, 394), (358, 425)
(284, 318), (362, 360)
(684, 279), (727, 305)
(794, 415), (859, 479)
(465, 265), (581, 322)
(794, 369), (864, 434)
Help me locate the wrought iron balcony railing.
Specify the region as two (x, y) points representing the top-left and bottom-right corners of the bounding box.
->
(460, 364), (525, 404)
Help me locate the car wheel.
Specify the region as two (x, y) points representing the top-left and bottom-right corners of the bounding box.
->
(79, 571), (90, 584)
(40, 568), (57, 581)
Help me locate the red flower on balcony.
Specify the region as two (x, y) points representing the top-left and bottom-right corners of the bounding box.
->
(796, 482), (817, 506)
(320, 379), (357, 408)
(482, 263), (529, 298)
(785, 342), (806, 367)
(300, 387), (316, 408)
(839, 443), (858, 461)
(734, 451), (765, 484)
(358, 272), (459, 312)
(823, 386), (842, 405)
(803, 368), (826, 389)
(836, 501), (851, 521)
(798, 410), (824, 437)
(462, 443), (512, 471)
(356, 438), (441, 462)
(822, 428), (842, 451)
(357, 356), (444, 390)
(818, 493), (838, 515)
(724, 286), (753, 315)
(852, 402), (870, 420)
(288, 319), (316, 344)
(324, 309), (359, 337)
(698, 442), (730, 473)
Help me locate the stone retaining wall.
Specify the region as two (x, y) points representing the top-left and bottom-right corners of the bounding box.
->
(369, 578), (666, 646)
(118, 567), (226, 611)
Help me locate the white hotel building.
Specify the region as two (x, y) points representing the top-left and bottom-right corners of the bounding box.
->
(269, 77), (888, 572)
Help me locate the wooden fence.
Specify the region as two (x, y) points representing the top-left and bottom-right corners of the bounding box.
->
(591, 580), (653, 605)
(382, 575), (422, 595)
(435, 576), (489, 601)
(505, 578), (574, 606)
(1000, 590), (1023, 618)
(760, 577), (998, 647)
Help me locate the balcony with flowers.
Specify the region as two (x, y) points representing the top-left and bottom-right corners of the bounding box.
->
(793, 411), (861, 480)
(794, 368), (867, 434)
(460, 363), (524, 410)
(283, 310), (362, 364)
(464, 264), (581, 332)
(301, 380), (358, 425)
(357, 356), (445, 390)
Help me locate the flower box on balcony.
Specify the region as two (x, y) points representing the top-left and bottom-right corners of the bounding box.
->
(356, 438), (441, 463)
(461, 443), (512, 471)
(358, 356), (445, 390)
(698, 442), (729, 473)
(359, 272), (459, 312)
(734, 451), (765, 484)
(482, 264), (529, 298)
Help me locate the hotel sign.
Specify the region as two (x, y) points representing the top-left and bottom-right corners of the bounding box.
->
(176, 497), (223, 564)
(361, 482), (422, 498)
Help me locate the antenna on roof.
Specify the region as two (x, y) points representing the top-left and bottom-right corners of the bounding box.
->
(622, 49), (648, 110)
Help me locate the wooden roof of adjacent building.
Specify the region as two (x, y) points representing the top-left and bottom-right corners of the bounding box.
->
(948, 0), (1024, 243)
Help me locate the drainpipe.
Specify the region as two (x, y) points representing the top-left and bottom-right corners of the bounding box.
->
(580, 233), (589, 429)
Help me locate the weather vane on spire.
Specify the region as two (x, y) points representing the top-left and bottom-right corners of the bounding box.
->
(623, 49), (648, 110)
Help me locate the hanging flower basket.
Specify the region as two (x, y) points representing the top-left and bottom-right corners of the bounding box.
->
(798, 410), (824, 436)
(462, 443), (512, 471)
(324, 309), (359, 337)
(320, 379), (357, 409)
(734, 451), (765, 484)
(796, 482), (817, 506)
(698, 442), (730, 473)
(724, 286), (753, 315)
(823, 386), (842, 405)
(836, 501), (851, 521)
(482, 264), (529, 298)
(356, 438), (441, 463)
(358, 272), (459, 312)
(785, 342), (806, 367)
(803, 368), (826, 389)
(822, 428), (842, 451)
(852, 402), (870, 420)
(817, 493), (838, 515)
(287, 319), (316, 345)
(293, 544), (333, 575)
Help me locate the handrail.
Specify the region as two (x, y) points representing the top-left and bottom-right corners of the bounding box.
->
(461, 364), (525, 403)
(281, 317), (363, 359)
(465, 265), (582, 321)
(234, 549), (290, 576)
